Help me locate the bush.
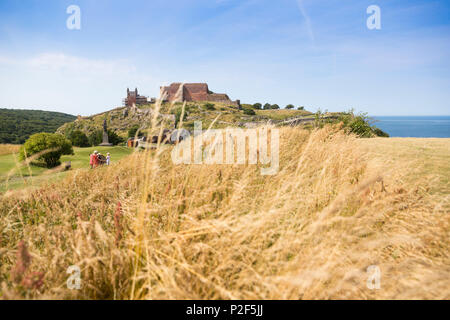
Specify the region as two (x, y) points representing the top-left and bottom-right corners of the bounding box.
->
(263, 103), (272, 110)
(68, 130), (90, 147)
(204, 103), (216, 111)
(88, 130), (124, 146)
(286, 104), (295, 109)
(88, 130), (102, 146)
(297, 106), (305, 110)
(347, 115), (373, 138)
(337, 112), (388, 138)
(271, 104), (280, 109)
(243, 108), (256, 116)
(373, 127), (389, 137)
(19, 133), (74, 168)
(128, 125), (140, 138)
(173, 108), (188, 128)
(252, 103), (262, 110)
(108, 130), (125, 145)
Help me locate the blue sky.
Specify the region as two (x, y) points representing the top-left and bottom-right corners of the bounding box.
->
(0, 0), (449, 116)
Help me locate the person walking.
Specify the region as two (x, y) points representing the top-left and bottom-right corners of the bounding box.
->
(89, 151), (97, 169)
(93, 150), (100, 168)
(106, 152), (111, 166)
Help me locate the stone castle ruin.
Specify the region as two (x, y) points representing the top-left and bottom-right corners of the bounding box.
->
(123, 84), (239, 107)
(160, 83), (240, 106)
(123, 88), (152, 107)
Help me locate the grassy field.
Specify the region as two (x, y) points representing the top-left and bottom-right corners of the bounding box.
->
(0, 144), (20, 156)
(0, 145), (133, 193)
(358, 138), (450, 197)
(0, 125), (448, 299)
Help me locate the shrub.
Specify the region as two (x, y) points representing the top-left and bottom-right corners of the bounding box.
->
(173, 107), (188, 128)
(88, 130), (124, 146)
(286, 104), (295, 109)
(373, 127), (390, 137)
(68, 130), (90, 147)
(271, 104), (280, 109)
(263, 103), (272, 110)
(108, 130), (125, 145)
(204, 103), (216, 111)
(252, 103), (262, 110)
(243, 108), (256, 116)
(337, 112), (388, 138)
(128, 125), (140, 138)
(298, 106), (305, 110)
(88, 130), (102, 146)
(347, 115), (374, 137)
(19, 132), (74, 168)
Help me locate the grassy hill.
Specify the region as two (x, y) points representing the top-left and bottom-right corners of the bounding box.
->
(0, 126), (448, 299)
(0, 108), (76, 144)
(56, 101), (388, 144)
(56, 102), (314, 139)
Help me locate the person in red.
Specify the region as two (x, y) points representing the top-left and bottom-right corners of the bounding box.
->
(90, 151), (99, 169)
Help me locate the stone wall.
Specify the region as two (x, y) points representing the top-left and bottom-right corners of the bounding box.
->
(160, 83), (238, 105)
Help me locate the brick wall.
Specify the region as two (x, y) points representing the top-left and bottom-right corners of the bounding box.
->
(160, 83), (236, 104)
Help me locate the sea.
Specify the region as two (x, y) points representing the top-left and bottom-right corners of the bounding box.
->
(372, 116), (450, 138)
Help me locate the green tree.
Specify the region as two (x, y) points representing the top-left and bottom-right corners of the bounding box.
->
(286, 104), (295, 109)
(297, 106), (305, 110)
(19, 133), (74, 168)
(88, 129), (124, 146)
(263, 103), (271, 110)
(68, 130), (90, 147)
(243, 108), (256, 115)
(128, 125), (140, 138)
(88, 130), (102, 146)
(252, 103), (262, 110)
(0, 108), (76, 144)
(271, 104), (280, 109)
(108, 130), (125, 145)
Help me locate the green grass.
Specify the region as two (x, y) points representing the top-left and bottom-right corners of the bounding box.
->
(0, 146), (133, 193)
(59, 101), (318, 136)
(255, 109), (312, 120)
(60, 146), (132, 170)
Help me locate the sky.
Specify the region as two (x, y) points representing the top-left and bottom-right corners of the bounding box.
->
(0, 0), (449, 116)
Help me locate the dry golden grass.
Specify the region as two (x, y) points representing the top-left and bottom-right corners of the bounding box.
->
(0, 144), (20, 156)
(0, 122), (448, 299)
(358, 137), (450, 197)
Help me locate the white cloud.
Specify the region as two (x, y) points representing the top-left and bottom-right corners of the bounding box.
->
(0, 52), (144, 115)
(296, 0), (315, 43)
(0, 53), (136, 75)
